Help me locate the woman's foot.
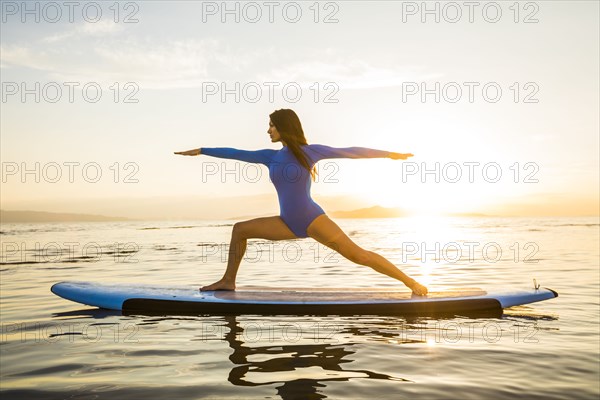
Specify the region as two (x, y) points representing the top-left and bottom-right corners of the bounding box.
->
(200, 279), (236, 291)
(407, 279), (428, 296)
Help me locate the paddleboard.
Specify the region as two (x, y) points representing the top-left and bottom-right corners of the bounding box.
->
(51, 281), (558, 316)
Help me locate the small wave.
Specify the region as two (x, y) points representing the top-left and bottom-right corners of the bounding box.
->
(154, 245), (179, 251)
(60, 257), (97, 263)
(139, 225), (202, 230)
(103, 249), (138, 255)
(503, 307), (559, 321)
(48, 332), (84, 338)
(18, 247), (96, 255)
(7, 363), (88, 377)
(126, 349), (201, 357)
(552, 224), (599, 227)
(0, 257), (98, 266)
(0, 261), (45, 266)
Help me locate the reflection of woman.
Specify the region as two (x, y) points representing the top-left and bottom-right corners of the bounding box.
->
(221, 315), (410, 394)
(175, 109), (427, 295)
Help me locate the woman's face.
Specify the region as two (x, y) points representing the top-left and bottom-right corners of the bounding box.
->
(268, 120), (282, 143)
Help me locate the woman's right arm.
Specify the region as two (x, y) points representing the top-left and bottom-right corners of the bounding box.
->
(174, 148), (201, 156)
(174, 147), (275, 165)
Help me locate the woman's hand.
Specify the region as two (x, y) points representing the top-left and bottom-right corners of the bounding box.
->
(174, 148), (201, 156)
(389, 152), (414, 160)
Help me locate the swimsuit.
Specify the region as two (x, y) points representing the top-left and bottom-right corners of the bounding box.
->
(201, 144), (390, 238)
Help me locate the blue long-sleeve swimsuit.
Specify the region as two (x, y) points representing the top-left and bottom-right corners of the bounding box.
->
(201, 144), (390, 238)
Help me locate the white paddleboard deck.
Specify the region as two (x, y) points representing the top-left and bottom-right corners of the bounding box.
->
(51, 281), (558, 315)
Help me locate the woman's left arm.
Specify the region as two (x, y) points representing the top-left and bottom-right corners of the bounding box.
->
(308, 144), (413, 161)
(389, 152), (414, 160)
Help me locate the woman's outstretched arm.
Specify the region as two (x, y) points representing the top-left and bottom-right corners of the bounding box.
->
(175, 147), (276, 165)
(307, 144), (413, 162)
(174, 148), (201, 156)
(389, 152), (414, 160)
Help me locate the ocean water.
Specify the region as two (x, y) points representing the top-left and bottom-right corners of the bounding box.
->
(0, 216), (598, 399)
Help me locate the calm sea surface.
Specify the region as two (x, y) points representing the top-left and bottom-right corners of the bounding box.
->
(1, 217), (598, 399)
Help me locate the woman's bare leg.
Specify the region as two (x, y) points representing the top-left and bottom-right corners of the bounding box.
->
(307, 215), (428, 295)
(200, 216), (297, 291)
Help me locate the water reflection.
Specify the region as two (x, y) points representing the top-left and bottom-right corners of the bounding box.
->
(221, 315), (409, 399)
(50, 308), (558, 400)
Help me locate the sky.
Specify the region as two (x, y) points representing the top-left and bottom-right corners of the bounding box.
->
(1, 0), (598, 219)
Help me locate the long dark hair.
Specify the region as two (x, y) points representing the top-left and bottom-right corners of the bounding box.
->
(269, 109), (316, 180)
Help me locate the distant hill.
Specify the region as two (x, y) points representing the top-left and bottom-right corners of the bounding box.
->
(0, 210), (131, 223)
(0, 207), (494, 223)
(448, 212), (492, 218)
(330, 206), (407, 218)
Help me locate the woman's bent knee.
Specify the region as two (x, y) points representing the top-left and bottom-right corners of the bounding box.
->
(232, 222), (248, 239)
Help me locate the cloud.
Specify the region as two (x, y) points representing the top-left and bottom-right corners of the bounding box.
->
(1, 38), (435, 90)
(0, 44), (59, 72)
(90, 39), (218, 88)
(257, 58), (439, 89)
(1, 39), (223, 88)
(42, 31), (75, 43)
(42, 21), (124, 43)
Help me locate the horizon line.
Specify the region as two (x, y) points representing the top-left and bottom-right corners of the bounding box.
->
(1, 207), (598, 223)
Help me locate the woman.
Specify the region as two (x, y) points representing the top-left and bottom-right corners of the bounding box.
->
(175, 109), (428, 295)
